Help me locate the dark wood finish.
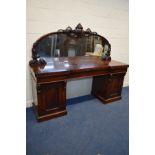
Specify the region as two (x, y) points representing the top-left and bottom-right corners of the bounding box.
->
(30, 56), (128, 121)
(29, 24), (128, 121)
(92, 73), (126, 103)
(31, 76), (67, 121)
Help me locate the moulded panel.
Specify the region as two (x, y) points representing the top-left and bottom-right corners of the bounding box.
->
(37, 81), (66, 115)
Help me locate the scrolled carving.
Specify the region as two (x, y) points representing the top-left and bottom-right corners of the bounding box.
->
(38, 58), (47, 65)
(65, 26), (72, 32)
(93, 32), (97, 35)
(57, 23), (96, 36)
(86, 28), (92, 33)
(57, 29), (63, 32)
(29, 59), (38, 66)
(32, 43), (40, 60)
(75, 23), (83, 32)
(101, 44), (111, 61)
(29, 57), (46, 66)
(29, 42), (47, 66)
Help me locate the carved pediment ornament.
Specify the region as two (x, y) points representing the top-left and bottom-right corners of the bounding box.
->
(86, 28), (92, 33)
(75, 23), (83, 32)
(66, 26), (72, 32)
(58, 23), (97, 36)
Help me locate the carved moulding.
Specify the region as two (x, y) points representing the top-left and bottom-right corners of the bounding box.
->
(29, 44), (46, 66)
(58, 23), (98, 37)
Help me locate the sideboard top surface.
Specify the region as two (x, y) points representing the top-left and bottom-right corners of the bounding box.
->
(30, 56), (128, 77)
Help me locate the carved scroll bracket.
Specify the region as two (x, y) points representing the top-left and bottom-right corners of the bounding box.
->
(29, 58), (46, 66)
(29, 43), (47, 66)
(101, 43), (111, 61)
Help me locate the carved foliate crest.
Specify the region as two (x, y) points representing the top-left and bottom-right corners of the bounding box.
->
(66, 26), (72, 32)
(75, 23), (83, 32)
(57, 23), (97, 35)
(86, 28), (92, 33)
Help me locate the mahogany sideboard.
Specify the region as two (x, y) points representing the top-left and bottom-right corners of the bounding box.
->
(29, 24), (129, 121)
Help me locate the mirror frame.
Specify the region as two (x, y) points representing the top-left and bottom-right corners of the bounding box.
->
(29, 23), (111, 66)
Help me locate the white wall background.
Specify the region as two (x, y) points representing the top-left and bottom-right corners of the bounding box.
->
(26, 0), (129, 107)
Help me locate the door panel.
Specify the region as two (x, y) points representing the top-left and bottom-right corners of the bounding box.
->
(37, 81), (66, 115)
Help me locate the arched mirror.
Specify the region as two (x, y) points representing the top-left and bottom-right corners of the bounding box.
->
(29, 23), (111, 65)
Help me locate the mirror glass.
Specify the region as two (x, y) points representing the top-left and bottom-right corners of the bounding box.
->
(35, 33), (105, 57)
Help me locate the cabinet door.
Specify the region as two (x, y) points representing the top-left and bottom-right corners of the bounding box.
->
(92, 73), (126, 103)
(37, 81), (66, 116)
(108, 73), (125, 98)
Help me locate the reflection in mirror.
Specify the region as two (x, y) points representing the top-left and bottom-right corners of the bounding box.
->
(35, 33), (105, 58)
